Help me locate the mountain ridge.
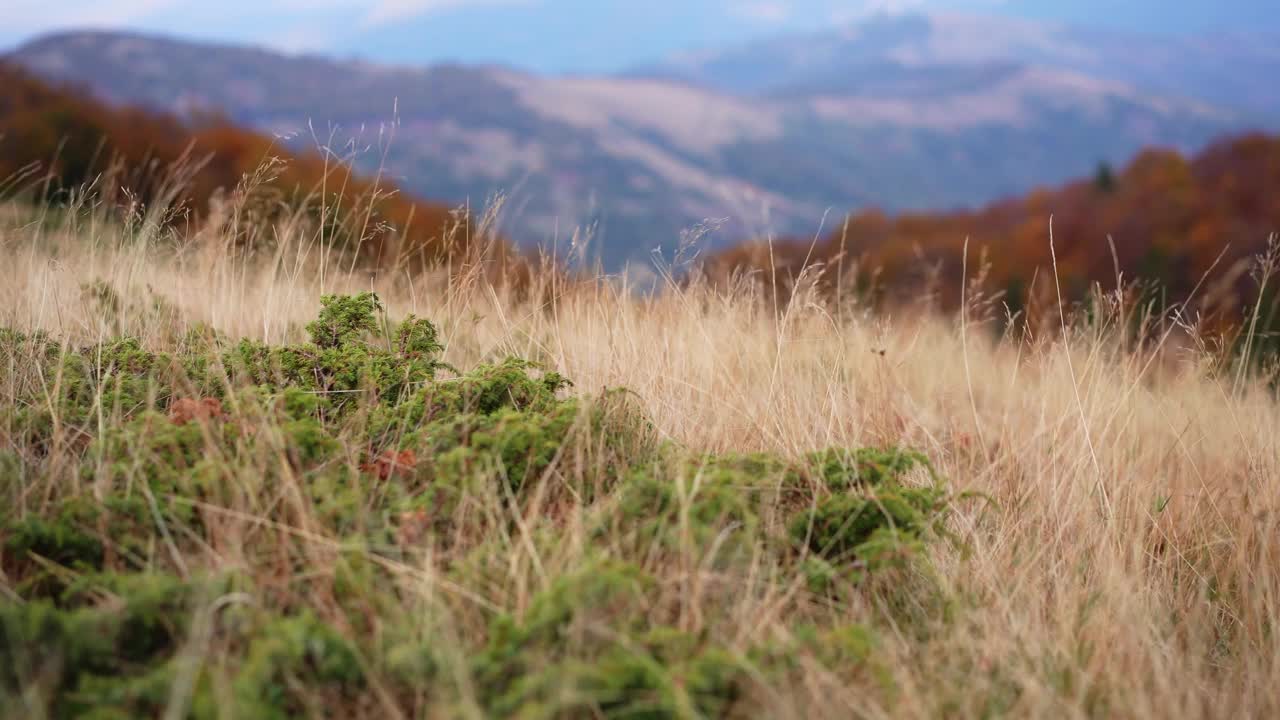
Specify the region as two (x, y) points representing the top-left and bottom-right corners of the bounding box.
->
(8, 14), (1277, 268)
(631, 11), (1280, 117)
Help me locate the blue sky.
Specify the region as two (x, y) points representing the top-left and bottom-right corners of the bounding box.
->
(4, 0), (1276, 73)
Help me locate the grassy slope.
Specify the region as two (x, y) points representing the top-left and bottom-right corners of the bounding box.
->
(1, 199), (1279, 718)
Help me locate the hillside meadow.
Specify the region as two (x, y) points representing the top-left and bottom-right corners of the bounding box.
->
(4, 60), (1280, 719)
(2, 179), (1279, 718)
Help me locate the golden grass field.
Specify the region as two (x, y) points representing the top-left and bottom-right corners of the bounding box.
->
(2, 194), (1279, 718)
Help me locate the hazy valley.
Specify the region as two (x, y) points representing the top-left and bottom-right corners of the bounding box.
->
(12, 11), (1278, 267)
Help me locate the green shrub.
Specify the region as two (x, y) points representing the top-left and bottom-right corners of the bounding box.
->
(234, 612), (367, 719)
(0, 295), (955, 716)
(396, 313), (445, 358)
(475, 561), (657, 715)
(803, 446), (935, 491)
(0, 572), (222, 718)
(616, 458), (761, 550)
(5, 505), (106, 573)
(787, 449), (948, 568)
(4, 492), (183, 597)
(306, 292), (383, 349)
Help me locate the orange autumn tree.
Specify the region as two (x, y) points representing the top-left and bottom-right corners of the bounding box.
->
(0, 62), (520, 276)
(706, 133), (1280, 340)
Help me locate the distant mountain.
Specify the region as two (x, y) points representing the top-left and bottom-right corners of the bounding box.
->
(9, 14), (1276, 268)
(0, 62), (500, 274)
(633, 13), (1280, 118)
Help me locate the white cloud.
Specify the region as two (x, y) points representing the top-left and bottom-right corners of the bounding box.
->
(827, 0), (925, 24)
(725, 0), (1011, 27)
(736, 1), (792, 24)
(0, 0), (532, 47)
(264, 26), (336, 54)
(362, 0), (534, 27)
(3, 0), (176, 36)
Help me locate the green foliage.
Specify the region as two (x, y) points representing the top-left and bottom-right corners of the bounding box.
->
(3, 491), (184, 599)
(1, 329), (169, 449)
(5, 504), (106, 572)
(0, 571), (371, 720)
(803, 446), (934, 491)
(94, 410), (225, 487)
(616, 454), (766, 551)
(307, 292), (383, 349)
(0, 295), (955, 716)
(226, 295), (448, 414)
(234, 612), (366, 719)
(469, 562), (778, 717)
(429, 357), (571, 417)
(519, 630), (752, 719)
(367, 357), (569, 447)
(396, 313), (445, 358)
(475, 561), (655, 715)
(0, 573), (220, 718)
(788, 448), (948, 569)
(790, 491), (935, 562)
(613, 448), (944, 569)
(1, 291), (457, 451)
(428, 402), (583, 494)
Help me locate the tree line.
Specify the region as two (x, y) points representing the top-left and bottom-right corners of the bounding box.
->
(0, 62), (518, 275)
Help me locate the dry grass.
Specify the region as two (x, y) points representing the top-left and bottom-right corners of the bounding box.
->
(2, 197), (1279, 719)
